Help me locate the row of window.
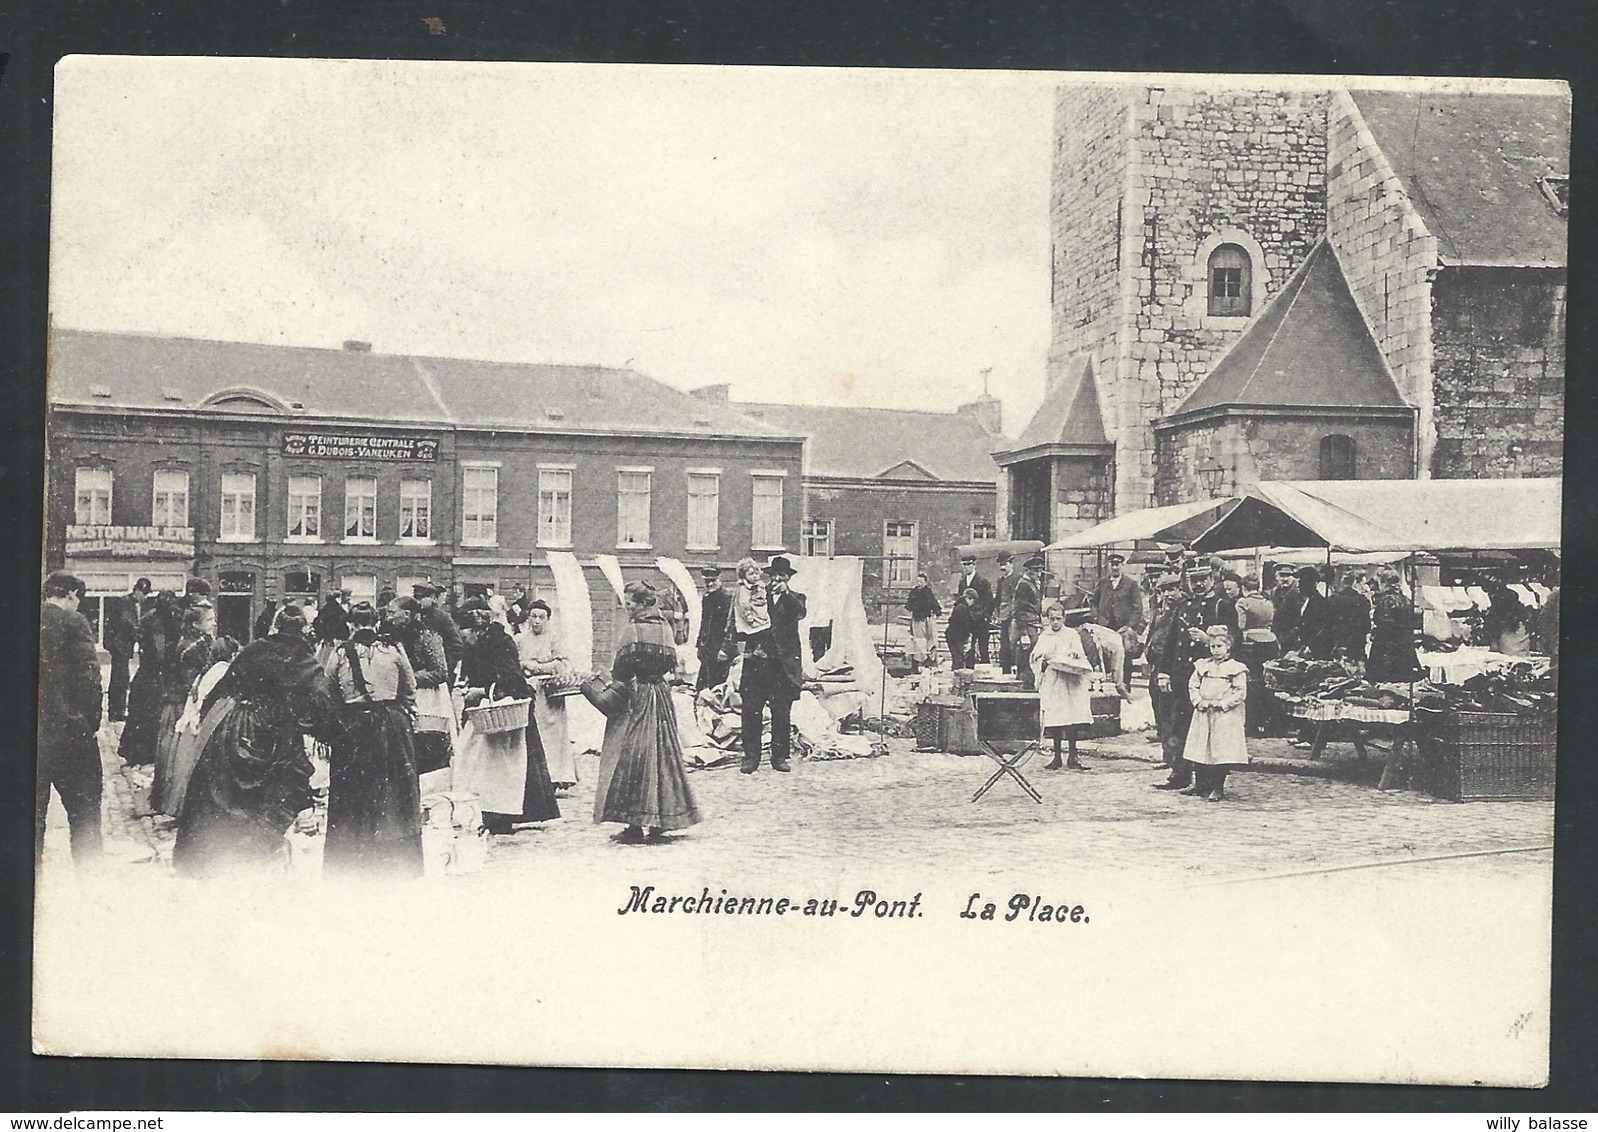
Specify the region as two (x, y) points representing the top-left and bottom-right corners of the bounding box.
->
(797, 519), (997, 584)
(72, 465), (789, 551)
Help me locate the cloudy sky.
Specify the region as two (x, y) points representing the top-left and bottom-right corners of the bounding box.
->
(51, 58), (1059, 432)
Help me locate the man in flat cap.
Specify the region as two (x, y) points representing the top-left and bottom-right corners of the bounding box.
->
(993, 550), (1019, 674)
(1012, 555), (1047, 691)
(695, 565), (735, 691)
(1092, 553), (1146, 688)
(1150, 562), (1213, 791)
(38, 571), (104, 867)
(954, 553), (994, 666)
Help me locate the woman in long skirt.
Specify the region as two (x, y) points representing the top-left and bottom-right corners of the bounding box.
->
(158, 635), (240, 819)
(593, 581), (702, 843)
(1029, 603), (1095, 771)
(456, 600), (561, 833)
(322, 602), (424, 879)
(174, 606), (334, 879)
(516, 599), (579, 791)
(119, 591), (180, 767)
(1182, 626), (1251, 802)
(151, 602), (217, 813)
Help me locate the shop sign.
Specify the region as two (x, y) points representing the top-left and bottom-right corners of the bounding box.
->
(66, 525), (196, 559)
(283, 432), (440, 461)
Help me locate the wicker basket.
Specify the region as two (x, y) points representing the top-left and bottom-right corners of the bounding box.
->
(462, 697), (531, 735)
(1415, 708), (1556, 801)
(1262, 663), (1297, 692)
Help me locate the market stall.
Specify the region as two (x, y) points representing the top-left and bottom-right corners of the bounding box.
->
(1190, 479), (1560, 801)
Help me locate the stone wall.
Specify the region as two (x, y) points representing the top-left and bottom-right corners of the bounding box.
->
(1052, 84), (1331, 514)
(1052, 455), (1114, 536)
(1325, 89), (1437, 467)
(1155, 413), (1414, 504)
(1430, 267), (1566, 478)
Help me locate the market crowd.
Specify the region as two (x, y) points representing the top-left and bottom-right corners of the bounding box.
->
(37, 554), (814, 878)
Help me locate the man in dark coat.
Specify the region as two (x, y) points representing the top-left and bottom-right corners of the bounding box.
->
(1141, 569), (1181, 749)
(38, 572), (105, 867)
(104, 578), (149, 721)
(1011, 555), (1046, 691)
(1269, 563), (1301, 648)
(1324, 569), (1373, 663)
(953, 553), (994, 664)
(1092, 553), (1146, 686)
(313, 589), (351, 645)
(1151, 564), (1212, 790)
(695, 566), (734, 690)
(992, 551), (1019, 673)
(1288, 565), (1331, 658)
(944, 588), (981, 670)
(739, 556), (806, 774)
(414, 583), (465, 678)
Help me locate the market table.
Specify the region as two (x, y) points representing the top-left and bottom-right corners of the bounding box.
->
(1276, 693), (1416, 764)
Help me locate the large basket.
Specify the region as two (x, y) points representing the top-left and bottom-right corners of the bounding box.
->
(1262, 663), (1297, 692)
(462, 697), (531, 735)
(580, 672), (631, 718)
(1415, 708), (1556, 801)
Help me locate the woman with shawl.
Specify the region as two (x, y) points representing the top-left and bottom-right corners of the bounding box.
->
(516, 599), (579, 792)
(157, 633), (240, 819)
(173, 604), (335, 879)
(593, 581), (702, 843)
(455, 600), (561, 834)
(151, 601), (216, 810)
(118, 591), (180, 767)
(322, 601), (424, 879)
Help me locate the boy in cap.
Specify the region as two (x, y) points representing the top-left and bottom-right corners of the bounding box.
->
(1011, 555), (1046, 690)
(954, 553), (993, 665)
(993, 551), (1019, 673)
(695, 565), (735, 691)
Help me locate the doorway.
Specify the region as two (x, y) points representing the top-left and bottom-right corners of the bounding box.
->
(218, 570), (255, 641)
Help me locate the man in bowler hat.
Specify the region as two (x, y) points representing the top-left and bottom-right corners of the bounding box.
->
(740, 556), (806, 773)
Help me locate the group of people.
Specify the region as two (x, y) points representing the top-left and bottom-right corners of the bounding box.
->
(39, 551), (826, 875)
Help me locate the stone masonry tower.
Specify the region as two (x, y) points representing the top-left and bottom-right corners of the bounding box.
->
(1048, 82), (1330, 514)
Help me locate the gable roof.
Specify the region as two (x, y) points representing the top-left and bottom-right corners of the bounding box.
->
(47, 329), (793, 441)
(1171, 239), (1408, 419)
(1002, 355), (1109, 458)
(728, 401), (1005, 482)
(1350, 87), (1569, 267)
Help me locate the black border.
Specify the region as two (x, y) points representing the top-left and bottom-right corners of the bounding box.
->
(3, 0), (1596, 1113)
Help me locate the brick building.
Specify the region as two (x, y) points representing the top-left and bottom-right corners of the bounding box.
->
(47, 329), (803, 659)
(1014, 81), (1567, 535)
(692, 389), (1006, 611)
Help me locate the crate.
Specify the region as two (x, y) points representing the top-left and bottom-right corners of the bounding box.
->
(1415, 708), (1556, 801)
(941, 700), (982, 755)
(1089, 694), (1122, 739)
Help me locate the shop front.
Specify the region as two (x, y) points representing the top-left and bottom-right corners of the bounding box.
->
(63, 524), (196, 648)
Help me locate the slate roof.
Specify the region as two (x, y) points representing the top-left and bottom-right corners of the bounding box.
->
(1000, 356), (1109, 459)
(1171, 239), (1408, 419)
(1351, 87), (1569, 267)
(729, 401), (1005, 482)
(48, 329), (793, 440)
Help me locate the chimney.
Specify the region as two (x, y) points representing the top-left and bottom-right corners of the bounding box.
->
(958, 393), (1003, 435)
(342, 340), (373, 353)
(690, 383), (730, 403)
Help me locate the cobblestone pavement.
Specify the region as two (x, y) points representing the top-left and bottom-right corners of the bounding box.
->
(39, 706), (1555, 888)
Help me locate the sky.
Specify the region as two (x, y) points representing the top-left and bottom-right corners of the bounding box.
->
(50, 58), (1060, 434)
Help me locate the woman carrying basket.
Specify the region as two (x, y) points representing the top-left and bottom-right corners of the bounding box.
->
(455, 599), (561, 834)
(592, 581), (701, 844)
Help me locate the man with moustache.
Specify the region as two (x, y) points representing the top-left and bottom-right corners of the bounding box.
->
(694, 565), (735, 691)
(954, 553), (994, 665)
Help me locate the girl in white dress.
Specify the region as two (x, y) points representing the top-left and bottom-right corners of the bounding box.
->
(1182, 625), (1251, 801)
(1029, 602), (1095, 771)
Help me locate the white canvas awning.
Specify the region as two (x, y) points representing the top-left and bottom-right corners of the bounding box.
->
(1190, 478), (1562, 553)
(1044, 497), (1238, 550)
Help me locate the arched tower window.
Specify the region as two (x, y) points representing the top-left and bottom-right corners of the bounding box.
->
(1319, 434), (1357, 480)
(1207, 243), (1252, 317)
